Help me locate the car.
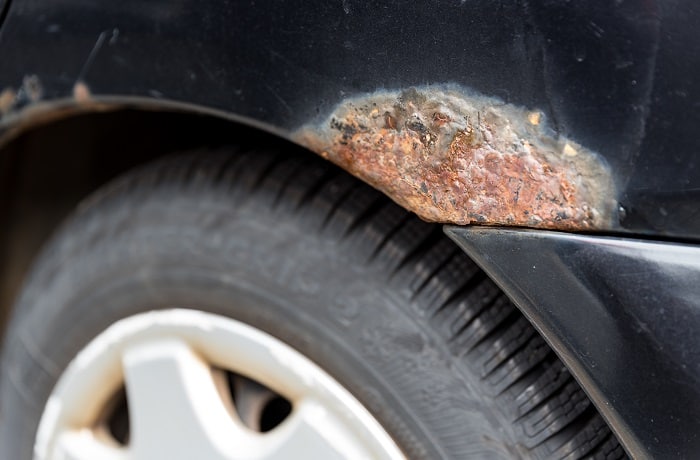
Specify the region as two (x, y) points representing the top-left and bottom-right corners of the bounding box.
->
(0, 1), (698, 459)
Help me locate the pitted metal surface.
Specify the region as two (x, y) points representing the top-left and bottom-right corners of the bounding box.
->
(295, 87), (615, 230)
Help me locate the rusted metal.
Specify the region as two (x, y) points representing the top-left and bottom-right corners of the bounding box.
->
(72, 82), (93, 103)
(294, 87), (615, 230)
(0, 88), (15, 116)
(0, 75), (44, 118)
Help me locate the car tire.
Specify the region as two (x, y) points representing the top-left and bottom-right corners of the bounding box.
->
(0, 147), (625, 459)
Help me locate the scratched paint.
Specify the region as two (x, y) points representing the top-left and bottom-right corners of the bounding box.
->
(295, 86), (615, 230)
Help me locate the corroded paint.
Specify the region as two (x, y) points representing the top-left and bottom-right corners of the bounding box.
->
(0, 75), (43, 121)
(294, 87), (615, 230)
(0, 88), (15, 116)
(72, 81), (93, 103)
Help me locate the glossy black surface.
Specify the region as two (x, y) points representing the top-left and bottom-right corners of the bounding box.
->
(0, 0), (699, 238)
(446, 226), (700, 458)
(0, 0), (7, 27)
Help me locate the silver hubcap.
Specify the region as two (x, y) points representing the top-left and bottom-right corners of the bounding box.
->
(35, 309), (405, 460)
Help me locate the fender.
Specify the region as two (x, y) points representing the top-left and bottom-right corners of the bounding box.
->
(447, 226), (700, 458)
(1, 0), (698, 238)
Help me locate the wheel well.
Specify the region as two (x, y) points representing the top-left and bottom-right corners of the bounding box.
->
(0, 108), (296, 334)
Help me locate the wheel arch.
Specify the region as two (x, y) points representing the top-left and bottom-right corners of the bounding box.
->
(0, 101), (303, 336)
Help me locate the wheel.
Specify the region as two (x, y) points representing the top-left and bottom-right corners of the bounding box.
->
(0, 147), (625, 459)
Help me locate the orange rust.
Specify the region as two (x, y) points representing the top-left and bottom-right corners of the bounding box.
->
(294, 87), (614, 230)
(72, 82), (93, 103)
(0, 88), (16, 116)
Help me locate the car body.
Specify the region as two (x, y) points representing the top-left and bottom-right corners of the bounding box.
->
(1, 0), (699, 458)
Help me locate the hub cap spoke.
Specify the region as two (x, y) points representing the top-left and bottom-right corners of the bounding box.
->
(54, 431), (127, 460)
(123, 339), (244, 459)
(34, 310), (405, 460)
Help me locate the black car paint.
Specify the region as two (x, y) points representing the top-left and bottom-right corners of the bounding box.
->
(1, 0), (699, 457)
(1, 0), (699, 238)
(447, 227), (700, 459)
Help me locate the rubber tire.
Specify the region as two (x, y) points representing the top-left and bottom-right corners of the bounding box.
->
(0, 147), (625, 459)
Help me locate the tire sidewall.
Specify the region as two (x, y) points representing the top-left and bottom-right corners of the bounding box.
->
(1, 175), (516, 460)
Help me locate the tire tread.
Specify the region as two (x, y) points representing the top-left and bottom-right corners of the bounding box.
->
(3, 147), (627, 460)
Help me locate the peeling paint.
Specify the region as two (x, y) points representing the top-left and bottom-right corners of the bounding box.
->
(294, 86), (615, 230)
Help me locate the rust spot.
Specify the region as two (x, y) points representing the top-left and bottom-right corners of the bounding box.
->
(294, 86), (614, 230)
(0, 88), (16, 116)
(0, 76), (43, 121)
(72, 82), (92, 103)
(527, 111), (542, 126)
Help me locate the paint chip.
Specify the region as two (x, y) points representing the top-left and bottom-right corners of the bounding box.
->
(563, 142), (578, 157)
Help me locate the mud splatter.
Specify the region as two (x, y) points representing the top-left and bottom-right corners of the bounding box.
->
(294, 86), (614, 230)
